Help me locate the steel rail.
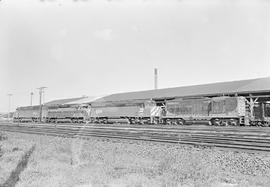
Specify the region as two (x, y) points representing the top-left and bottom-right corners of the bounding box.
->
(2, 127), (270, 152)
(2, 124), (270, 141)
(9, 123), (270, 137)
(7, 122), (270, 133)
(2, 125), (270, 145)
(21, 125), (270, 140)
(1, 125), (270, 153)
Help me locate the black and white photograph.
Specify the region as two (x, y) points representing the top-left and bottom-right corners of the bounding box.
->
(1, 0), (270, 186)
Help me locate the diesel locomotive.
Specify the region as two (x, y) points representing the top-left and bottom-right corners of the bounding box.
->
(13, 96), (270, 126)
(163, 96), (246, 126)
(13, 104), (89, 123)
(89, 99), (161, 124)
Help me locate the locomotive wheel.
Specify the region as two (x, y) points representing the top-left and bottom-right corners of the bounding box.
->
(221, 120), (229, 126)
(152, 118), (158, 125)
(166, 119), (172, 125)
(128, 119), (133, 124)
(177, 119), (185, 125)
(139, 118), (144, 125)
(213, 119), (221, 126)
(172, 120), (177, 125)
(229, 119), (238, 126)
(160, 119), (166, 125)
(262, 122), (268, 127)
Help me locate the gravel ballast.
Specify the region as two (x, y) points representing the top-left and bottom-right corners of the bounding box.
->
(1, 132), (269, 187)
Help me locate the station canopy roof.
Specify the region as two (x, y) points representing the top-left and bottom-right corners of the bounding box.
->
(44, 97), (86, 106)
(44, 95), (108, 106)
(65, 96), (107, 105)
(94, 77), (270, 102)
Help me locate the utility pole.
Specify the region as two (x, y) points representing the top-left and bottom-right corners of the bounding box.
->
(42, 90), (45, 104)
(30, 92), (34, 106)
(37, 87), (47, 122)
(154, 68), (158, 90)
(7, 93), (12, 122)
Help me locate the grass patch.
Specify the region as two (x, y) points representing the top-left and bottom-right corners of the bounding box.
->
(4, 133), (270, 187)
(0, 132), (8, 141)
(1, 145), (35, 187)
(0, 132), (35, 185)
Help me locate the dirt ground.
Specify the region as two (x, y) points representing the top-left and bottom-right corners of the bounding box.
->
(1, 131), (270, 187)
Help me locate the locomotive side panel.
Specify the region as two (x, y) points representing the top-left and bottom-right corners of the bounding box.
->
(163, 97), (245, 125)
(14, 106), (48, 122)
(47, 106), (87, 123)
(165, 98), (211, 119)
(209, 97), (245, 118)
(90, 105), (144, 118)
(89, 100), (160, 124)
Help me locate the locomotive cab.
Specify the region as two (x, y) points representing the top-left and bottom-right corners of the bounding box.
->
(252, 102), (270, 126)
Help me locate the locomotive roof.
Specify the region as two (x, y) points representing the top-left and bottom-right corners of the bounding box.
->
(17, 105), (41, 110)
(91, 99), (154, 107)
(94, 77), (270, 102)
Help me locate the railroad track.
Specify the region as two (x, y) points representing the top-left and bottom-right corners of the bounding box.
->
(1, 123), (270, 153)
(8, 121), (270, 134)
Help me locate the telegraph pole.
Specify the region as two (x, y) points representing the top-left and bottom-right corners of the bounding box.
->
(30, 92), (34, 106)
(42, 90), (45, 104)
(37, 87), (47, 122)
(7, 94), (12, 122)
(154, 68), (158, 90)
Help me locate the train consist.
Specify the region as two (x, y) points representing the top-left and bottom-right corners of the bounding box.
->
(13, 104), (89, 123)
(13, 96), (270, 126)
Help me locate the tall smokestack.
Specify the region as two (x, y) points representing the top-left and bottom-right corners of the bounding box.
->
(154, 68), (158, 90)
(30, 92), (33, 106)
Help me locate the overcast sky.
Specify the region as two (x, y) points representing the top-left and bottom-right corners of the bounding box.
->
(1, 0), (270, 112)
